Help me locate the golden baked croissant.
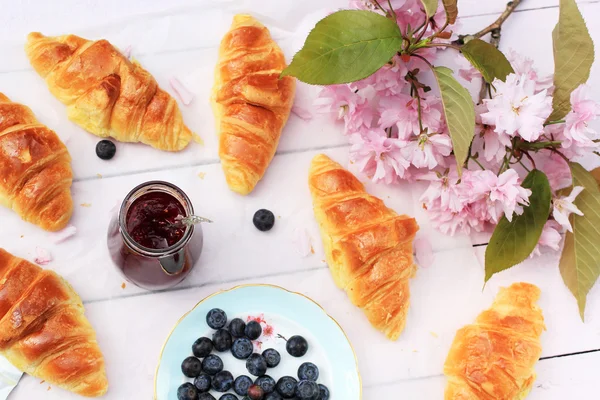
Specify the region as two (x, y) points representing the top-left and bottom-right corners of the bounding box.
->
(0, 249), (108, 397)
(308, 154), (419, 340)
(444, 282), (545, 400)
(212, 14), (296, 195)
(0, 93), (73, 231)
(25, 32), (192, 151)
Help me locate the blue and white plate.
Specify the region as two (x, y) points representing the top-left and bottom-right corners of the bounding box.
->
(154, 284), (362, 399)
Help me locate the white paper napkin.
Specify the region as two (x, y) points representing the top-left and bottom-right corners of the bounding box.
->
(0, 357), (22, 400)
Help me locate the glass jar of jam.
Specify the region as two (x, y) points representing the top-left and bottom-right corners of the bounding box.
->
(107, 181), (203, 290)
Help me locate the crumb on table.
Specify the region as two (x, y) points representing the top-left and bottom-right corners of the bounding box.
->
(20, 235), (24, 238)
(121, 282), (127, 289)
(97, 173), (103, 178)
(198, 172), (206, 179)
(80, 203), (92, 207)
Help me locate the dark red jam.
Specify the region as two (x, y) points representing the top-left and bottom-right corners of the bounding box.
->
(126, 192), (186, 249)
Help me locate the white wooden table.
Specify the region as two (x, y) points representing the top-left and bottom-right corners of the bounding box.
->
(1, 1), (600, 398)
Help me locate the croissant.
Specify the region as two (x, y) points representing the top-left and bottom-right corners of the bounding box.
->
(308, 154), (419, 340)
(444, 283), (545, 400)
(25, 32), (192, 152)
(0, 93), (73, 231)
(0, 249), (108, 397)
(212, 14), (296, 195)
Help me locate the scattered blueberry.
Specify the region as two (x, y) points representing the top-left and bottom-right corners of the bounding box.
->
(276, 376), (298, 398)
(297, 363), (319, 382)
(193, 373), (212, 393)
(232, 337), (254, 359)
(246, 353), (268, 376)
(234, 375), (253, 396)
(198, 394), (216, 400)
(318, 384), (330, 400)
(202, 354), (224, 375)
(264, 393), (283, 400)
(286, 336), (308, 358)
(219, 395), (238, 400)
(295, 380), (320, 400)
(192, 337), (213, 358)
(262, 349), (281, 368)
(207, 308), (228, 329)
(253, 209), (275, 232)
(213, 329), (233, 352)
(255, 376), (276, 394)
(212, 370), (234, 392)
(177, 382), (199, 400)
(248, 385), (265, 400)
(96, 140), (116, 160)
(181, 356), (202, 378)
(229, 318), (247, 337)
(245, 321), (262, 340)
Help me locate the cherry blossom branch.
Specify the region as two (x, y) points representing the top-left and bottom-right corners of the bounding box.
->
(371, 0), (390, 16)
(523, 151), (537, 169)
(456, 0), (524, 45)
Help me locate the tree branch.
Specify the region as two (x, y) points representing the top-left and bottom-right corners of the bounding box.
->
(455, 0), (524, 45)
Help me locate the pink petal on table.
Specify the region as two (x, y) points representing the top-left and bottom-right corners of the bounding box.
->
(34, 247), (53, 266)
(51, 225), (77, 243)
(291, 105), (313, 121)
(292, 228), (313, 257)
(169, 77), (194, 106)
(414, 238), (434, 268)
(122, 45), (133, 59)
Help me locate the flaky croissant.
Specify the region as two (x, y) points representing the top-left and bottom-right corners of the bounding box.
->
(212, 14), (296, 195)
(0, 93), (73, 231)
(444, 283), (545, 400)
(308, 154), (419, 340)
(25, 32), (192, 151)
(0, 249), (108, 397)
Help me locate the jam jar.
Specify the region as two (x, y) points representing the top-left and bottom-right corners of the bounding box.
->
(107, 181), (203, 290)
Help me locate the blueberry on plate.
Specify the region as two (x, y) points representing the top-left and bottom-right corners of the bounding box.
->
(198, 394), (216, 400)
(264, 393), (283, 400)
(297, 363), (319, 382)
(286, 336), (308, 358)
(232, 337), (254, 360)
(212, 370), (234, 392)
(245, 321), (262, 340)
(202, 354), (224, 375)
(206, 308), (228, 329)
(229, 318), (247, 337)
(295, 380), (320, 400)
(177, 382), (199, 400)
(181, 356), (202, 378)
(192, 337), (214, 358)
(253, 209), (275, 232)
(247, 384), (265, 400)
(318, 384), (330, 400)
(255, 376), (276, 394)
(262, 349), (280, 368)
(193, 372), (212, 392)
(219, 395), (238, 400)
(276, 376), (298, 398)
(213, 329), (233, 352)
(246, 353), (268, 376)
(96, 140), (116, 160)
(234, 375), (254, 396)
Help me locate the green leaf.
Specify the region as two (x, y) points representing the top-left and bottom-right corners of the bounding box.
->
(485, 170), (552, 282)
(281, 10), (403, 85)
(549, 0), (595, 121)
(442, 0), (458, 25)
(433, 66), (475, 174)
(419, 0), (439, 18)
(560, 163), (600, 319)
(461, 39), (514, 83)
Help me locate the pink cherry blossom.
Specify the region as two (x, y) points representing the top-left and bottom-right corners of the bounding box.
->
(420, 169), (462, 212)
(481, 74), (553, 141)
(314, 85), (364, 122)
(538, 152), (572, 191)
(414, 237), (435, 268)
(379, 93), (443, 139)
(456, 54), (481, 83)
(402, 133), (452, 169)
(472, 104), (510, 164)
(553, 186), (584, 232)
(530, 220), (562, 257)
(352, 55), (409, 95)
(345, 101), (376, 133)
(506, 49), (553, 93)
(563, 84), (600, 148)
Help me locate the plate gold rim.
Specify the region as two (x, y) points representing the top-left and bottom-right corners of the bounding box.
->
(153, 283), (363, 399)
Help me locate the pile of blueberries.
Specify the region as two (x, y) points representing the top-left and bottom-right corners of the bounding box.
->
(177, 308), (330, 400)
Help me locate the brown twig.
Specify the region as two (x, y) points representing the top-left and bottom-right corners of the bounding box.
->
(455, 0), (524, 45)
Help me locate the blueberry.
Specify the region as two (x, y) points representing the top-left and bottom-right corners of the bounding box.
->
(295, 381), (320, 400)
(265, 393), (283, 400)
(229, 318), (247, 337)
(276, 376), (298, 398)
(286, 336), (308, 358)
(202, 354), (223, 375)
(212, 370), (234, 392)
(297, 363), (319, 382)
(253, 209), (275, 231)
(248, 385), (265, 400)
(181, 356), (202, 377)
(192, 337), (213, 358)
(255, 376), (276, 394)
(262, 349), (281, 368)
(177, 382), (199, 400)
(245, 321), (262, 340)
(207, 308), (227, 329)
(234, 375), (253, 396)
(213, 329), (233, 352)
(232, 337), (254, 359)
(198, 394), (216, 400)
(318, 384), (330, 400)
(96, 139), (116, 160)
(193, 372), (212, 392)
(246, 353), (268, 376)
(219, 395), (238, 400)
